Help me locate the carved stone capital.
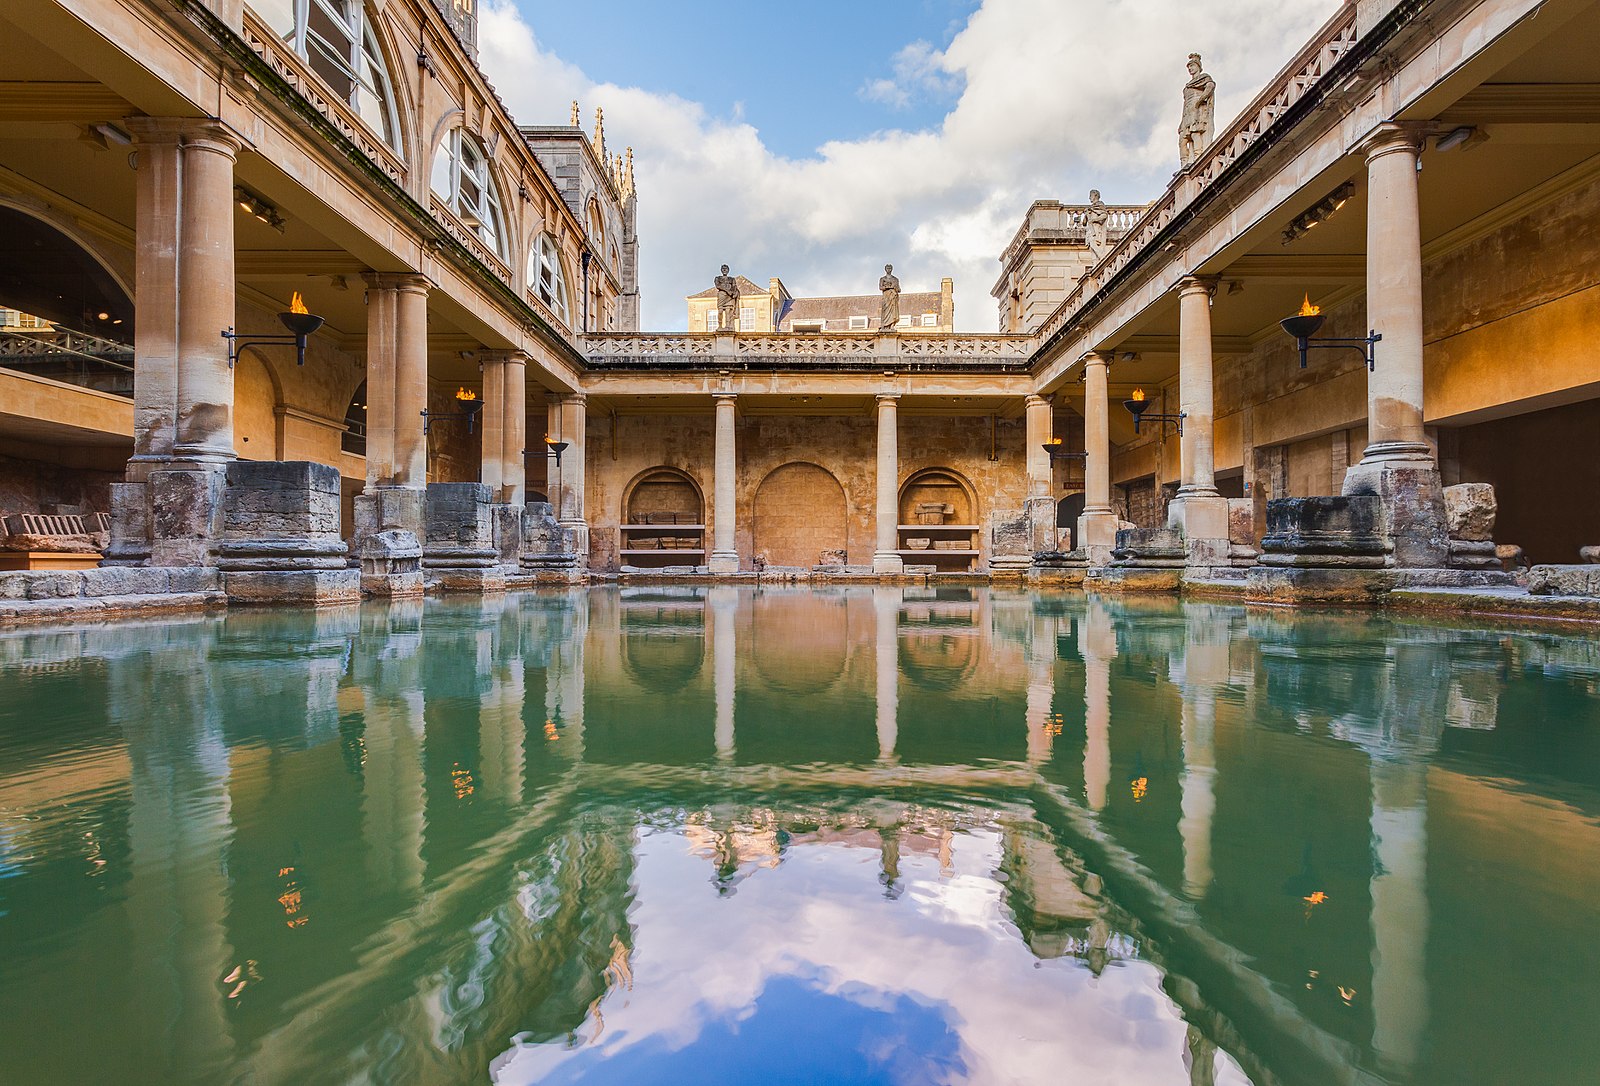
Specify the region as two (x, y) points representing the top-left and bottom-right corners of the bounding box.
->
(1359, 121), (1433, 164)
(1177, 274), (1220, 298)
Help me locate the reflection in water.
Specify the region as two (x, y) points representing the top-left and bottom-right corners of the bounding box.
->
(2, 590), (1600, 1084)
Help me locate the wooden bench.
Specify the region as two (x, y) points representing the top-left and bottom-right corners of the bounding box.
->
(0, 512), (106, 571)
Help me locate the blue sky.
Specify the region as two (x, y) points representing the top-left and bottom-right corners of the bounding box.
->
(512, 1), (980, 159)
(482, 0), (1337, 330)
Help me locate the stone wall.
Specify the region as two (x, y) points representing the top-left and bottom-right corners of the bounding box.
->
(584, 410), (1028, 571)
(0, 446), (120, 530)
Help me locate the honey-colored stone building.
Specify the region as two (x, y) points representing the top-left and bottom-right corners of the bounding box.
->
(0, 0), (1597, 614)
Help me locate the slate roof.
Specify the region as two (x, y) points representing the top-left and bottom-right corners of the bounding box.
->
(779, 291), (942, 330)
(686, 276), (768, 299)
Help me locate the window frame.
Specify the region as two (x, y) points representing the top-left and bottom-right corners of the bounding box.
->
(528, 233), (571, 327)
(255, 0), (401, 152)
(433, 128), (507, 261)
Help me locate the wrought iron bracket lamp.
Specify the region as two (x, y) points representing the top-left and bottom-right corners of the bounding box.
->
(1123, 391), (1185, 436)
(222, 296), (324, 369)
(421, 390), (486, 435)
(1280, 306), (1380, 372)
(544, 436), (570, 467)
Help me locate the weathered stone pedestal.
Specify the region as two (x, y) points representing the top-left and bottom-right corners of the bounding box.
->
(105, 462), (230, 568)
(1031, 549), (1088, 587)
(1529, 563), (1600, 598)
(518, 501), (582, 581)
(990, 507), (1037, 581)
(1247, 496), (1393, 603)
(490, 503), (524, 567)
(352, 486), (425, 596)
(1087, 528), (1187, 592)
(216, 461), (359, 604)
(1342, 461), (1449, 569)
(423, 482), (504, 592)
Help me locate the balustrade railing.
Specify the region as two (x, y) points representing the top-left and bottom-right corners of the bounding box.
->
(583, 332), (1034, 370)
(1033, 6), (1360, 351)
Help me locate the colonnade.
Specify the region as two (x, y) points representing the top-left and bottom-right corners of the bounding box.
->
(1066, 121), (1436, 570)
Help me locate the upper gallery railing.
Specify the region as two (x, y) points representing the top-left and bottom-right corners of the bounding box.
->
(583, 332), (1036, 372)
(1032, 6), (1361, 350)
(998, 203), (1148, 266)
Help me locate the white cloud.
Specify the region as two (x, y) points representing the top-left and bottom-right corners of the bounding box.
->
(480, 0), (1337, 330)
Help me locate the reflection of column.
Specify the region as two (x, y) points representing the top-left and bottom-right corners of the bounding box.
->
(874, 586), (900, 760)
(115, 635), (236, 1074)
(1178, 610), (1225, 900)
(1081, 601), (1115, 810)
(1370, 758), (1428, 1075)
(1185, 1025), (1217, 1086)
(1025, 610), (1056, 764)
(711, 586), (737, 760)
(872, 394), (904, 574)
(1077, 352), (1116, 560)
(360, 601), (426, 896)
(478, 609), (527, 806)
(709, 393), (739, 574)
(546, 593), (588, 760)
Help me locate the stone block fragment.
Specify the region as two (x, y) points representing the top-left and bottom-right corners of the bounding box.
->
(1444, 482), (1497, 541)
(1258, 496), (1388, 568)
(1528, 564), (1600, 597)
(79, 567), (170, 597)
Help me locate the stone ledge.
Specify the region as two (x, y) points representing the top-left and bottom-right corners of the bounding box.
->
(0, 591), (223, 626)
(1390, 586), (1600, 625)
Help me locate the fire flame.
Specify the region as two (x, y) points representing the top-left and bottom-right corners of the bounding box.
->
(289, 291), (309, 315)
(1298, 293), (1321, 317)
(455, 387), (477, 402)
(1131, 387), (1147, 403)
(1047, 437), (1063, 445)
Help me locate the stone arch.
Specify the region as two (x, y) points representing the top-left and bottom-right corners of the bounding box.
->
(752, 461), (848, 568)
(898, 466), (979, 525)
(621, 466), (705, 524)
(0, 198), (134, 306)
(234, 350), (281, 460)
(365, 1), (419, 162)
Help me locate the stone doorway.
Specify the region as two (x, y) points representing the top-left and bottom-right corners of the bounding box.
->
(752, 462), (848, 568)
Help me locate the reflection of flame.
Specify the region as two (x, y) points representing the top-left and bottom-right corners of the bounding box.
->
(544, 719), (559, 741)
(451, 762), (476, 799)
(1130, 387), (1146, 403)
(289, 291), (309, 314)
(1298, 293), (1321, 317)
(1131, 776), (1149, 801)
(455, 387), (478, 402)
(1303, 889), (1328, 919)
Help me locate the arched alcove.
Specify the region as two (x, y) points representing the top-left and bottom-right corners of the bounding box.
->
(897, 467), (980, 571)
(752, 462), (848, 567)
(620, 467), (705, 568)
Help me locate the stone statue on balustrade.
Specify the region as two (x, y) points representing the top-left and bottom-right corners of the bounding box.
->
(1085, 190), (1110, 261)
(1178, 52), (1216, 169)
(879, 264), (901, 330)
(714, 264), (738, 332)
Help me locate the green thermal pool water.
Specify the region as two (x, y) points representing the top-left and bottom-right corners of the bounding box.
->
(1, 587), (1598, 1084)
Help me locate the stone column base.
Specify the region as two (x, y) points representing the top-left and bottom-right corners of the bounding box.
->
(1342, 459), (1448, 568)
(358, 528), (424, 597)
(708, 551), (740, 575)
(149, 462), (228, 567)
(873, 551), (904, 575)
(223, 568), (361, 604)
(1246, 566), (1398, 604)
(427, 567), (507, 593)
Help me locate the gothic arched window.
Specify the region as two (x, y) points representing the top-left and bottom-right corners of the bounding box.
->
(252, 0), (400, 151)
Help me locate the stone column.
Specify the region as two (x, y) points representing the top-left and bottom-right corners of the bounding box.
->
(1076, 352), (1117, 562)
(709, 393), (739, 574)
(113, 120), (242, 566)
(353, 274), (430, 592)
(479, 353), (506, 498)
(1344, 123), (1446, 567)
(173, 126), (240, 464)
(872, 394), (904, 574)
(711, 586), (737, 759)
(1025, 394), (1058, 556)
(1170, 277), (1228, 561)
(501, 352), (527, 505)
(556, 393), (588, 563)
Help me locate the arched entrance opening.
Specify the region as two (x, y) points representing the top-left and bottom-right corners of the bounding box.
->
(752, 462), (848, 568)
